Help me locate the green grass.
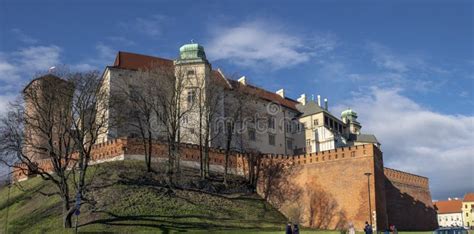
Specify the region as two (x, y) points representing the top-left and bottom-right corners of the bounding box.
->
(0, 160), (335, 233)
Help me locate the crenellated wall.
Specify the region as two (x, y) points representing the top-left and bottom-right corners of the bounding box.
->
(384, 168), (438, 230)
(12, 138), (436, 231)
(257, 144), (388, 231)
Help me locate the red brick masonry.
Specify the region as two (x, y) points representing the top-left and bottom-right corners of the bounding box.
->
(13, 137), (437, 231)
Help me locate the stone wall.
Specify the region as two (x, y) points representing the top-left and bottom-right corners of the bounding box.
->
(12, 137), (436, 231)
(257, 144), (388, 231)
(384, 168), (438, 230)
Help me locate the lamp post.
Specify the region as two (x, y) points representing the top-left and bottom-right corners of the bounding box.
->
(364, 172), (372, 228)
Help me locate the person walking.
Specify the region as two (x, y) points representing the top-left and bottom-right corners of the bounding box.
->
(364, 221), (373, 234)
(293, 224), (300, 234)
(348, 222), (355, 234)
(285, 222), (292, 234)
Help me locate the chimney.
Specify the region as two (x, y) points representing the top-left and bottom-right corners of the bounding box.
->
(276, 89), (285, 98)
(297, 94), (306, 105)
(238, 76), (247, 85)
(324, 98), (328, 110)
(317, 95), (321, 107)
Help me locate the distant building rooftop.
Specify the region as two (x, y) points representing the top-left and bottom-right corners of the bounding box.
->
(355, 134), (379, 144)
(463, 193), (474, 202)
(434, 200), (462, 214)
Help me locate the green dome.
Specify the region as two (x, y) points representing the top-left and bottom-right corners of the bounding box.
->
(341, 108), (357, 118)
(179, 43), (207, 60)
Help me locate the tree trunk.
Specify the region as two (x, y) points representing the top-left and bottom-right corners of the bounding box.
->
(62, 197), (72, 228)
(204, 142), (210, 178)
(167, 141), (174, 185)
(147, 134), (152, 172)
(224, 151), (229, 185)
(223, 124), (233, 185)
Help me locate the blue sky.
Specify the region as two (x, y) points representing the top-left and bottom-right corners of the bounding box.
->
(0, 0), (473, 199)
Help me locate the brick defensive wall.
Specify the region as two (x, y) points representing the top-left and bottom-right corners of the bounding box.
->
(12, 137), (437, 231)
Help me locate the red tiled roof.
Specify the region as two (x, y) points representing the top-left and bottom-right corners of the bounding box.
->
(433, 200), (462, 214)
(110, 51), (299, 111)
(113, 51), (174, 70)
(464, 193), (474, 202)
(227, 79), (299, 111)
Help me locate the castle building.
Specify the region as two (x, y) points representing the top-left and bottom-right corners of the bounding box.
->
(16, 42), (438, 231)
(97, 42), (380, 156)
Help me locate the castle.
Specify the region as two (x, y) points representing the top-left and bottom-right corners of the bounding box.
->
(14, 43), (438, 231)
(97, 43), (379, 155)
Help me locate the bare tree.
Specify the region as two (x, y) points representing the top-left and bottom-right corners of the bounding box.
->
(149, 65), (195, 183)
(115, 67), (164, 173)
(0, 74), (75, 228)
(0, 71), (111, 228)
(219, 77), (259, 185)
(67, 71), (114, 217)
(192, 71), (225, 179)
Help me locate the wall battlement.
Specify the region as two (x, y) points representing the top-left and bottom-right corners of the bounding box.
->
(11, 137), (436, 231)
(384, 167), (429, 188)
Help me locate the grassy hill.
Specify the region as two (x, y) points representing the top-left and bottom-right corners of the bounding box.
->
(0, 160), (308, 233)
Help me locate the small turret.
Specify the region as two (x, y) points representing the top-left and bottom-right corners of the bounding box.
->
(176, 42), (209, 65)
(341, 108), (358, 123)
(341, 108), (361, 135)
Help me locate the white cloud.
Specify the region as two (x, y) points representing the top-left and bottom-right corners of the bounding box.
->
(335, 88), (474, 199)
(120, 15), (167, 37)
(106, 36), (136, 46)
(206, 20), (337, 70)
(0, 94), (16, 115)
(71, 43), (116, 71)
(14, 45), (61, 71)
(368, 42), (408, 73)
(0, 45), (61, 85)
(11, 28), (38, 44)
(0, 56), (21, 83)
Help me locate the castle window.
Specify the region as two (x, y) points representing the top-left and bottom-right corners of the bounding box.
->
(187, 90), (196, 106)
(182, 115), (188, 124)
(268, 134), (275, 146)
(190, 128), (195, 134)
(324, 116), (329, 126)
(129, 85), (140, 102)
(306, 139), (311, 146)
(268, 117), (275, 129)
(313, 119), (318, 126)
(248, 128), (256, 141)
(287, 139), (293, 150)
(285, 120), (291, 133)
(187, 70), (195, 76)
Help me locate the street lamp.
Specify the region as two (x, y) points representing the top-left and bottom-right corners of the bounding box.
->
(364, 172), (372, 228)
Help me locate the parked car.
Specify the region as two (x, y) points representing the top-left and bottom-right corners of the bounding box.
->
(433, 227), (469, 234)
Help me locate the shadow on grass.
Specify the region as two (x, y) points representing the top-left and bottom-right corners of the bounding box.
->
(80, 210), (284, 232)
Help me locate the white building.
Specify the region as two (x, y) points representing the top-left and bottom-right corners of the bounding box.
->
(97, 43), (381, 155)
(434, 199), (464, 227)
